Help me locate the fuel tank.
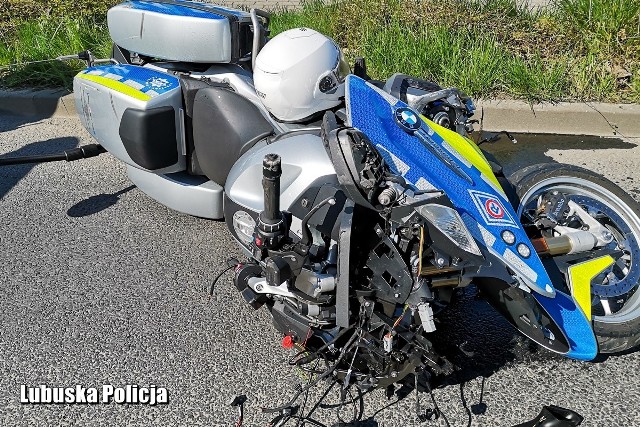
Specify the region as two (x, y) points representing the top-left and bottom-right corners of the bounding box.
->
(224, 133), (338, 247)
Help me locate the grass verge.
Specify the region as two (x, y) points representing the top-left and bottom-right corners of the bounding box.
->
(1, 0), (639, 103)
(272, 0), (639, 103)
(0, 16), (112, 90)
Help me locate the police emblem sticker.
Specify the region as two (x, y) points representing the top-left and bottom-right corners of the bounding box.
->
(394, 107), (422, 133)
(469, 189), (517, 228)
(485, 199), (504, 219)
(146, 77), (171, 90)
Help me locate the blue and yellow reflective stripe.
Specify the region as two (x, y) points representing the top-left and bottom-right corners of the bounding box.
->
(76, 73), (151, 102)
(421, 116), (503, 191)
(568, 255), (615, 319)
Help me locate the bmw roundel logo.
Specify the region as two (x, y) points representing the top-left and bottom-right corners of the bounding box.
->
(394, 107), (422, 133)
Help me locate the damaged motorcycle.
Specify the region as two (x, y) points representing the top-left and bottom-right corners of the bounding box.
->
(5, 0), (640, 424)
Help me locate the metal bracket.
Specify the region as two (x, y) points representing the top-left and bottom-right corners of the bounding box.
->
(336, 200), (355, 328)
(247, 277), (296, 299)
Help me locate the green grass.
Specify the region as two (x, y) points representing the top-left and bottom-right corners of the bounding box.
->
(0, 16), (112, 89)
(506, 57), (571, 102)
(269, 0), (639, 103)
(1, 0), (639, 103)
(555, 0), (640, 55)
(358, 25), (512, 98)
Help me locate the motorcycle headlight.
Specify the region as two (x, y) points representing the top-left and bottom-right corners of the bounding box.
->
(416, 204), (482, 257)
(232, 210), (256, 244)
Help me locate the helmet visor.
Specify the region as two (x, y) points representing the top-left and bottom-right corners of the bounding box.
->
(318, 44), (351, 94)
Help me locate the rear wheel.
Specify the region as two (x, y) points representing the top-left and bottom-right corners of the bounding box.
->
(510, 163), (640, 353)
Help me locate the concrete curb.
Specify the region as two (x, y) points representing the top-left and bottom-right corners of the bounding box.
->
(1, 89), (639, 139)
(0, 89), (76, 119)
(475, 99), (640, 139)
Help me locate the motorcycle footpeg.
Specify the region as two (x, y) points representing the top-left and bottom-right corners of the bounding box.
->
(241, 288), (267, 310)
(512, 405), (584, 427)
(234, 263), (262, 292)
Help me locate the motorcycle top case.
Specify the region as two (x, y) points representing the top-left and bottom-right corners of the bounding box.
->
(107, 0), (253, 63)
(74, 64), (184, 173)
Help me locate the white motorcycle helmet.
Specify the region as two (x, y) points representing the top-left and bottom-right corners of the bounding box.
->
(253, 28), (350, 122)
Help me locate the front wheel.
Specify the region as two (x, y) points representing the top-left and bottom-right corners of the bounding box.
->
(510, 163), (640, 354)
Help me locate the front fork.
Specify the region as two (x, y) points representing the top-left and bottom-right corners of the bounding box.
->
(531, 197), (613, 257)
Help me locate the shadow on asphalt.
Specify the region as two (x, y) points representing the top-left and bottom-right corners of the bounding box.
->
(0, 136), (79, 199)
(0, 112), (51, 133)
(67, 185), (136, 217)
(479, 133), (637, 175)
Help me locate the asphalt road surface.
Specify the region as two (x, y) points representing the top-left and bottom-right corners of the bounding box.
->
(1, 114), (639, 427)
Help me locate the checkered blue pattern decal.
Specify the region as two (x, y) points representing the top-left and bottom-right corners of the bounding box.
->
(80, 65), (180, 99)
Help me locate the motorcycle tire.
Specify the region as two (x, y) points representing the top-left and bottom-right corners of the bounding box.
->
(508, 162), (640, 354)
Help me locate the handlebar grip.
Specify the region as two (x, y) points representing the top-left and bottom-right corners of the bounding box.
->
(261, 154), (282, 225)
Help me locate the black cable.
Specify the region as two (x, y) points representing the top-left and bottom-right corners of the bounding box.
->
(280, 381), (336, 427)
(300, 196), (336, 246)
(289, 327), (353, 367)
(295, 359), (320, 427)
(415, 374), (438, 423)
(287, 415), (328, 427)
(263, 329), (360, 414)
(335, 387), (359, 425)
(209, 258), (239, 295)
(471, 376), (488, 415)
(297, 381), (336, 427)
(369, 395), (401, 419)
(296, 365), (327, 375)
(235, 406), (243, 427)
(425, 381), (450, 427)
(0, 152), (65, 165)
(317, 387), (369, 411)
(460, 383), (472, 427)
(351, 386), (365, 423)
(230, 395), (247, 427)
(289, 349), (313, 366)
(293, 351), (329, 376)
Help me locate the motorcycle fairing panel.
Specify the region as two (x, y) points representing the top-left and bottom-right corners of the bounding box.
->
(345, 75), (597, 360)
(345, 76), (551, 295)
(74, 64), (184, 173)
(108, 0), (254, 63)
